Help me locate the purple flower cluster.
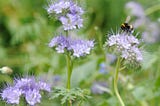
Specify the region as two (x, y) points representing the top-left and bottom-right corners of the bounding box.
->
(1, 77), (51, 105)
(125, 1), (145, 18)
(47, 0), (84, 30)
(49, 35), (94, 57)
(107, 32), (143, 63)
(142, 22), (160, 43)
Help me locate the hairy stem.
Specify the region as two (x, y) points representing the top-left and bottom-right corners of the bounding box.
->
(66, 53), (73, 106)
(65, 29), (72, 106)
(66, 54), (73, 90)
(114, 57), (125, 106)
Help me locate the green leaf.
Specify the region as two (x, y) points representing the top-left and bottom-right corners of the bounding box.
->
(50, 87), (91, 104)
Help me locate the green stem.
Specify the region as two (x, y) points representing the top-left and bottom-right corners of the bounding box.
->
(66, 53), (73, 106)
(65, 27), (72, 106)
(119, 66), (126, 72)
(145, 4), (160, 15)
(114, 57), (125, 106)
(66, 54), (73, 90)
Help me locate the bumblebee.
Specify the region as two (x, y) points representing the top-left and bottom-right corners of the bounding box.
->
(121, 16), (134, 33)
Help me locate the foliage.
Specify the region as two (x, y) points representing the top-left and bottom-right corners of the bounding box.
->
(51, 87), (91, 105)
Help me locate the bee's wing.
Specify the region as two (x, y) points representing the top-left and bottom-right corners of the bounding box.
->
(125, 16), (131, 23)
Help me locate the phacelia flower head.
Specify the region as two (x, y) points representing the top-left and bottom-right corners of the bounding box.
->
(47, 0), (84, 30)
(1, 77), (51, 105)
(70, 39), (94, 57)
(142, 22), (160, 43)
(14, 77), (38, 92)
(49, 35), (94, 57)
(1, 87), (22, 104)
(38, 81), (51, 92)
(106, 32), (143, 64)
(25, 89), (41, 106)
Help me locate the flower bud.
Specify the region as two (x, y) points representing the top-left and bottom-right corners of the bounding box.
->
(0, 66), (13, 74)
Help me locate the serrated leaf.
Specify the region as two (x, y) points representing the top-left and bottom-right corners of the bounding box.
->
(50, 87), (91, 104)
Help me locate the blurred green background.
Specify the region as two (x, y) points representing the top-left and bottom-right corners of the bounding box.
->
(0, 0), (160, 105)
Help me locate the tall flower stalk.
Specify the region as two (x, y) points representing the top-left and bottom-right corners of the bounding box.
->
(65, 30), (72, 90)
(66, 53), (73, 106)
(105, 30), (143, 105)
(114, 57), (125, 106)
(66, 53), (73, 90)
(65, 28), (72, 105)
(47, 0), (94, 105)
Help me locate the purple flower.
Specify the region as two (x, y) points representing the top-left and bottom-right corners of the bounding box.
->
(59, 14), (77, 30)
(48, 35), (70, 53)
(134, 19), (160, 43)
(46, 0), (84, 30)
(125, 1), (145, 18)
(38, 81), (51, 92)
(133, 17), (146, 28)
(25, 89), (41, 106)
(106, 32), (142, 63)
(70, 39), (94, 57)
(47, 1), (71, 14)
(1, 77), (51, 105)
(108, 33), (139, 50)
(142, 22), (160, 43)
(121, 46), (143, 62)
(14, 77), (51, 93)
(49, 35), (94, 57)
(59, 14), (83, 30)
(70, 5), (84, 15)
(15, 77), (38, 93)
(1, 87), (22, 104)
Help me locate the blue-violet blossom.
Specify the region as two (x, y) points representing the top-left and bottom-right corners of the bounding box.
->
(1, 87), (22, 104)
(49, 35), (94, 57)
(47, 0), (84, 30)
(125, 1), (145, 18)
(1, 77), (51, 105)
(106, 32), (143, 63)
(25, 89), (41, 106)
